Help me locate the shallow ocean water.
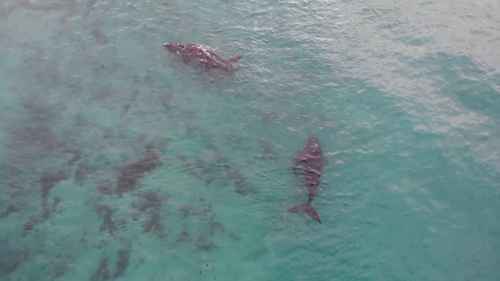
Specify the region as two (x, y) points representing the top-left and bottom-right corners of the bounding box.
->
(0, 0), (499, 280)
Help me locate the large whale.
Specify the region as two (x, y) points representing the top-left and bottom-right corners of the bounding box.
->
(287, 134), (326, 224)
(163, 42), (243, 75)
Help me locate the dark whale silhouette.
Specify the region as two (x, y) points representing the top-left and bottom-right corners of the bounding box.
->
(163, 42), (243, 75)
(287, 134), (326, 224)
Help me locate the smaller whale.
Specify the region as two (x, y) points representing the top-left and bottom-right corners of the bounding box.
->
(287, 134), (326, 224)
(163, 42), (243, 75)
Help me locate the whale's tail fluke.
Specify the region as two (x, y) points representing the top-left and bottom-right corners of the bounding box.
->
(225, 54), (243, 75)
(287, 202), (321, 224)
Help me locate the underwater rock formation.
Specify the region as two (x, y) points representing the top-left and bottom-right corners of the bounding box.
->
(209, 220), (225, 237)
(259, 139), (278, 159)
(90, 258), (111, 281)
(43, 196), (61, 220)
(40, 169), (66, 206)
(113, 147), (163, 196)
(1, 204), (20, 219)
(176, 229), (191, 242)
(21, 219), (38, 237)
(195, 234), (219, 252)
(0, 239), (29, 279)
(113, 249), (130, 278)
(75, 163), (88, 186)
(135, 191), (167, 213)
(65, 148), (82, 165)
(142, 212), (165, 240)
(100, 209), (116, 234)
(90, 20), (109, 45)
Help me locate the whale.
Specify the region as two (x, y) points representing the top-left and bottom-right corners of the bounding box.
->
(287, 134), (326, 224)
(163, 42), (243, 75)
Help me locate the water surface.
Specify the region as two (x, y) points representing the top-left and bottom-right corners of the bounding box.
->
(0, 0), (499, 280)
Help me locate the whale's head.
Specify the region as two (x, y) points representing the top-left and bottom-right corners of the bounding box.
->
(163, 42), (186, 53)
(306, 134), (320, 147)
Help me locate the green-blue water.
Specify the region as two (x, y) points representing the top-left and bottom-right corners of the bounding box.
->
(1, 0), (499, 280)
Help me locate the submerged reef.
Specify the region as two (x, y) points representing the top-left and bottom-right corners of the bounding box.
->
(75, 162), (88, 185)
(42, 196), (61, 220)
(94, 205), (127, 237)
(142, 212), (165, 240)
(40, 169), (66, 206)
(259, 139), (278, 160)
(167, 199), (236, 253)
(113, 249), (130, 278)
(99, 208), (117, 235)
(195, 234), (219, 252)
(21, 219), (38, 237)
(1, 204), (20, 219)
(132, 191), (167, 217)
(113, 147), (163, 196)
(0, 238), (29, 278)
(177, 151), (258, 196)
(131, 191), (168, 240)
(90, 258), (111, 281)
(90, 20), (109, 46)
(0, 7), (256, 278)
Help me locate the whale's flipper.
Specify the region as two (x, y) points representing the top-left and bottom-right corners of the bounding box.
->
(226, 54), (243, 75)
(287, 202), (321, 224)
(228, 54), (243, 64)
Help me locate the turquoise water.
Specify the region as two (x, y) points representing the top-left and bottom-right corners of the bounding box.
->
(1, 0), (500, 280)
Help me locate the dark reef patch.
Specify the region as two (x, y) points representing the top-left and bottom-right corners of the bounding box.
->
(11, 97), (66, 161)
(179, 204), (193, 218)
(16, 49), (62, 89)
(90, 258), (111, 281)
(4, 93), (74, 207)
(1, 204), (20, 219)
(85, 0), (97, 16)
(138, 191), (166, 211)
(177, 151), (258, 195)
(259, 139), (278, 160)
(176, 229), (191, 242)
(202, 204), (213, 217)
(21, 219), (38, 237)
(65, 148), (82, 165)
(226, 168), (257, 196)
(113, 249), (130, 278)
(159, 92), (174, 111)
(0, 239), (29, 279)
(121, 90), (139, 116)
(94, 205), (126, 236)
(49, 260), (68, 281)
(90, 20), (109, 45)
(209, 220), (225, 237)
(128, 191), (167, 240)
(19, 0), (77, 12)
(168, 201), (228, 252)
(204, 174), (216, 187)
(75, 163), (88, 186)
(43, 196), (61, 220)
(226, 133), (242, 145)
(91, 85), (114, 103)
(132, 191), (167, 220)
(113, 147), (163, 196)
(97, 182), (114, 195)
(158, 140), (168, 152)
(40, 169), (66, 206)
(195, 234), (219, 252)
(229, 233), (241, 241)
(99, 208), (116, 235)
(142, 212), (165, 240)
(74, 113), (89, 128)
